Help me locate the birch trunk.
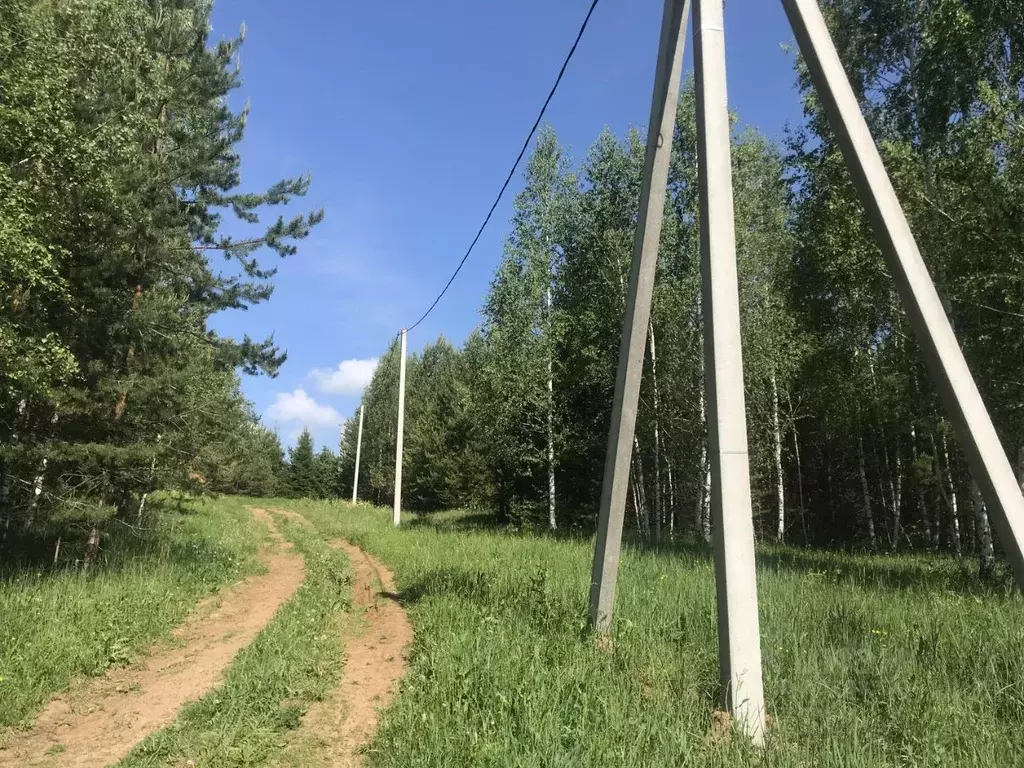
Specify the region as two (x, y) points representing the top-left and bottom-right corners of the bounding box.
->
(971, 479), (996, 580)
(648, 321), (662, 541)
(858, 434), (876, 548)
(911, 423), (933, 548)
(791, 418), (808, 544)
(940, 432), (962, 557)
(137, 493), (149, 526)
(826, 439), (836, 527)
(881, 433), (898, 548)
(892, 442), (902, 549)
(667, 460), (676, 539)
(23, 458), (47, 532)
(929, 431), (944, 551)
(696, 366), (711, 542)
(546, 286), (556, 532)
(138, 448), (158, 526)
(701, 455), (711, 542)
(771, 370), (785, 542)
(630, 454), (641, 532)
(1, 400), (27, 540)
(83, 525), (101, 573)
(633, 436), (649, 537)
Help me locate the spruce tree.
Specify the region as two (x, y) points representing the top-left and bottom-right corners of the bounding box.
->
(314, 447), (338, 500)
(288, 430), (318, 499)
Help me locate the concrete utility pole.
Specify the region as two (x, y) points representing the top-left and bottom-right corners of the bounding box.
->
(693, 0), (765, 741)
(351, 404), (364, 504)
(781, 0), (1024, 588)
(393, 328), (408, 527)
(588, 0), (690, 633)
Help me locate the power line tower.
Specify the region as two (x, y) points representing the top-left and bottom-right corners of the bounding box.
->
(590, 0), (1024, 743)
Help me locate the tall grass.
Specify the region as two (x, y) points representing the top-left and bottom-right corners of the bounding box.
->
(0, 496), (266, 727)
(294, 500), (1024, 768)
(6, 496), (1021, 766)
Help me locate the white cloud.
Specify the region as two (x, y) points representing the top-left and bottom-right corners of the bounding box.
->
(308, 358), (378, 395)
(266, 389), (341, 429)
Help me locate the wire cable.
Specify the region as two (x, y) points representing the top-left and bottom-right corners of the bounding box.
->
(404, 0), (601, 333)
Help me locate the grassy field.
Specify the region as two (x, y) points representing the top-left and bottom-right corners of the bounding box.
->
(0, 495), (267, 727)
(290, 500), (1023, 768)
(4, 497), (1022, 767)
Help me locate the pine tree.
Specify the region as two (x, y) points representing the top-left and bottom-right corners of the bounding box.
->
(0, 0), (322, 548)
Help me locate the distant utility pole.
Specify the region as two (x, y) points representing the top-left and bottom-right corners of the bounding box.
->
(780, 0), (1024, 587)
(351, 405), (364, 504)
(589, 0), (690, 634)
(393, 328), (408, 527)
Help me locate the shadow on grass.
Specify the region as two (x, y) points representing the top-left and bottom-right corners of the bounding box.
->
(403, 508), (1007, 597)
(383, 562), (587, 635)
(405, 509), (596, 546)
(405, 511), (499, 533)
(0, 497), (241, 583)
(756, 546), (1013, 595)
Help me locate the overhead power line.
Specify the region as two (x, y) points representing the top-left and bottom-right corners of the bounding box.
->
(405, 0), (602, 333)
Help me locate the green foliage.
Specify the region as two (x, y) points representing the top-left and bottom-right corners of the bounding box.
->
(336, 412), (361, 500)
(201, 417), (287, 498)
(481, 128), (570, 523)
(314, 446), (339, 500)
(0, 495), (266, 727)
(281, 431), (339, 500)
(352, 83), (805, 537)
(402, 338), (484, 510)
(786, 0), (1024, 556)
(349, 5), (1023, 576)
(0, 0), (319, 549)
(287, 430), (318, 499)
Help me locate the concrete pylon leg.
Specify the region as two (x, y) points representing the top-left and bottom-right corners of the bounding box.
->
(393, 329), (407, 527)
(693, 0), (766, 743)
(588, 0), (691, 633)
(782, 0), (1024, 587)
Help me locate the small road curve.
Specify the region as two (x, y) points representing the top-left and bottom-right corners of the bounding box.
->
(0, 508), (305, 768)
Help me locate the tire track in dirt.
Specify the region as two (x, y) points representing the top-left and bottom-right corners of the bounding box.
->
(276, 520), (412, 768)
(0, 508), (305, 768)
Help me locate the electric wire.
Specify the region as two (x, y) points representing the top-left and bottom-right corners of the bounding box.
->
(404, 0), (601, 333)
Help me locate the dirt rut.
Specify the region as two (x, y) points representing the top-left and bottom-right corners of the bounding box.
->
(281, 534), (412, 767)
(0, 508), (305, 768)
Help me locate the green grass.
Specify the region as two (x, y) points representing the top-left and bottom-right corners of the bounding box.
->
(288, 500), (1024, 768)
(118, 507), (353, 768)
(6, 496), (1022, 766)
(0, 495), (267, 727)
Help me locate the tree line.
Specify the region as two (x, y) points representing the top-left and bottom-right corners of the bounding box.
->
(345, 0), (1024, 579)
(0, 0), (321, 565)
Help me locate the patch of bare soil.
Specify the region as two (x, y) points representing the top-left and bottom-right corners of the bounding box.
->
(278, 536), (412, 768)
(0, 508), (305, 768)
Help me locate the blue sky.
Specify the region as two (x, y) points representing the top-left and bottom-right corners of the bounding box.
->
(207, 0), (806, 448)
